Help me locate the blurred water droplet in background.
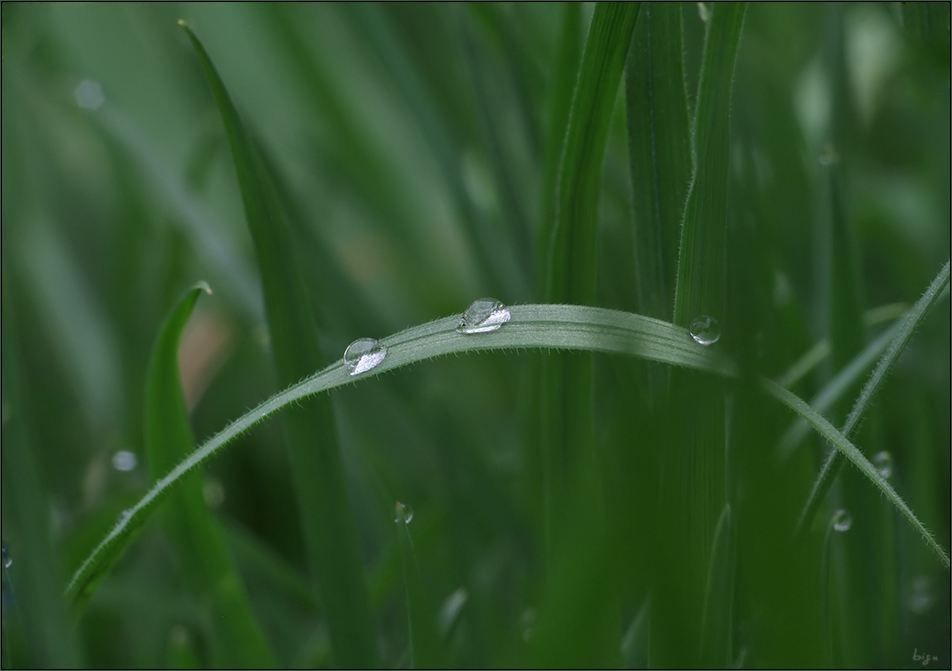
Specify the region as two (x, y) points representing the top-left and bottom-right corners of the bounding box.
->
(832, 509), (852, 532)
(111, 450), (137, 472)
(74, 79), (105, 110)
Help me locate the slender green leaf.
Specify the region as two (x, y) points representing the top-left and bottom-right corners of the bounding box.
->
(144, 283), (275, 668)
(656, 3), (746, 666)
(797, 260), (951, 534)
(178, 22), (376, 667)
(539, 1), (639, 579)
(764, 379), (950, 568)
(395, 503), (445, 669)
(625, 2), (692, 322)
(66, 299), (948, 614)
(700, 504), (734, 667)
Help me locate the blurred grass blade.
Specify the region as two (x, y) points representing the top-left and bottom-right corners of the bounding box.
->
(625, 2), (691, 322)
(656, 4), (745, 666)
(144, 283), (275, 668)
(349, 2), (527, 299)
(395, 503), (445, 669)
(700, 504), (733, 667)
(763, 379), (950, 569)
(178, 22), (376, 667)
(1, 259), (80, 667)
(797, 260), (951, 535)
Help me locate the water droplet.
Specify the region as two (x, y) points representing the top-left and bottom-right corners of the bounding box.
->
(872, 451), (893, 479)
(394, 501), (414, 524)
(74, 79), (105, 110)
(1, 545), (11, 569)
(117, 509), (131, 525)
(343, 338), (387, 376)
(832, 509), (852, 532)
(111, 450), (138, 472)
(689, 315), (721, 345)
(457, 298), (511, 334)
(697, 2), (711, 22)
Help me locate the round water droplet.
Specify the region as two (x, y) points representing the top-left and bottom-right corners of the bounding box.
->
(74, 79), (105, 110)
(832, 509), (852, 532)
(457, 298), (511, 334)
(689, 315), (721, 345)
(343, 338), (387, 376)
(394, 501), (414, 524)
(1, 544), (11, 569)
(117, 509), (132, 525)
(872, 451), (893, 479)
(111, 450), (138, 472)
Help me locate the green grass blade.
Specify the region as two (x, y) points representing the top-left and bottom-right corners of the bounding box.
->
(797, 260), (951, 535)
(625, 2), (692, 322)
(178, 22), (376, 667)
(672, 2), (746, 325)
(776, 302), (908, 389)
(545, 1), (640, 305)
(143, 283), (276, 668)
(700, 504), (734, 667)
(539, 2), (639, 582)
(65, 298), (947, 613)
(536, 2), (581, 296)
(395, 503), (445, 669)
(763, 379), (950, 569)
(656, 4), (745, 666)
(1, 260), (80, 668)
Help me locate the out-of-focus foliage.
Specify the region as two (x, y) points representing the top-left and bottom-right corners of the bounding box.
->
(1, 3), (948, 668)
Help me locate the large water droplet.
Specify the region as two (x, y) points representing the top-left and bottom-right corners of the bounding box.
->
(394, 501), (414, 524)
(343, 338), (387, 376)
(872, 451), (893, 479)
(832, 509), (852, 532)
(457, 298), (511, 334)
(689, 315), (720, 345)
(111, 450), (138, 472)
(1, 545), (11, 569)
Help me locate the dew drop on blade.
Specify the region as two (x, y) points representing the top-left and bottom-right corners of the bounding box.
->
(1, 544), (11, 569)
(689, 315), (720, 345)
(394, 501), (414, 524)
(457, 298), (511, 334)
(117, 509), (132, 525)
(872, 451), (893, 479)
(832, 509), (852, 532)
(343, 338), (387, 376)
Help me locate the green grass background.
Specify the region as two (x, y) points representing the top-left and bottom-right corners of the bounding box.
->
(1, 2), (949, 668)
